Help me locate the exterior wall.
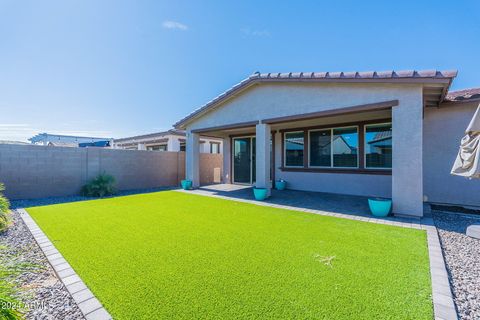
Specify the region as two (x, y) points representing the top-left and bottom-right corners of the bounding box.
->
(391, 86), (424, 216)
(200, 153), (223, 184)
(187, 82), (422, 130)
(273, 130), (392, 198)
(116, 134), (223, 153)
(424, 102), (480, 206)
(0, 144), (222, 200)
(222, 138), (231, 183)
(199, 138), (223, 154)
(167, 135), (181, 152)
(185, 82), (424, 215)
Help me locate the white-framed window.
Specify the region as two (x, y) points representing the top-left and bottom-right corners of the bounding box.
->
(210, 142), (220, 154)
(284, 131), (304, 167)
(147, 144), (167, 151)
(364, 123), (392, 169)
(309, 126), (359, 168)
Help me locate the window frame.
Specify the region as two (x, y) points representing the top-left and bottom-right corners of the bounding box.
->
(364, 122), (392, 170)
(308, 125), (359, 169)
(280, 119), (392, 175)
(179, 142), (186, 152)
(147, 144), (167, 151)
(283, 131), (305, 168)
(210, 142), (221, 154)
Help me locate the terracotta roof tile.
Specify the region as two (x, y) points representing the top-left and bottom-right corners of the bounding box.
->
(445, 88), (480, 102)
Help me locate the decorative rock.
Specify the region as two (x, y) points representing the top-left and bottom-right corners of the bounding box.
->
(0, 210), (85, 319)
(433, 211), (480, 320)
(466, 224), (480, 239)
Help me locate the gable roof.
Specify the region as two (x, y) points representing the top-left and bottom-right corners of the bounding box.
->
(174, 69), (457, 129)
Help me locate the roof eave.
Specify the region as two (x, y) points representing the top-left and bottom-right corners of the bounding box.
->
(174, 76), (456, 129)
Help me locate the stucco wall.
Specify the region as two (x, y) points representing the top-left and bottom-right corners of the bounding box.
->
(424, 102), (480, 206)
(187, 82), (422, 130)
(273, 130), (392, 198)
(0, 145), (222, 200)
(185, 81), (425, 215)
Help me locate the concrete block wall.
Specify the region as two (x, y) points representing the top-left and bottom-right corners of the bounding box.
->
(199, 153), (223, 184)
(0, 145), (222, 200)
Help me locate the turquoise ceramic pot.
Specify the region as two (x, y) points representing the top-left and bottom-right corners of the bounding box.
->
(181, 180), (192, 190)
(275, 180), (286, 190)
(253, 188), (268, 201)
(368, 198), (392, 217)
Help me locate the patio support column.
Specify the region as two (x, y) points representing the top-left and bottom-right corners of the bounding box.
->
(256, 122), (271, 196)
(392, 90), (424, 217)
(186, 130), (200, 188)
(222, 137), (231, 183)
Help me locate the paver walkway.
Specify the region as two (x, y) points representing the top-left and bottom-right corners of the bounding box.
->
(183, 184), (431, 227)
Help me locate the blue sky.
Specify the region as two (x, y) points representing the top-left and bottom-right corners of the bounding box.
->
(1, 0), (479, 142)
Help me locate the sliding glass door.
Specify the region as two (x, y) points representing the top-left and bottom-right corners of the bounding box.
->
(233, 137), (256, 184)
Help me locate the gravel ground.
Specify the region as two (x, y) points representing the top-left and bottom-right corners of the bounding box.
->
(433, 211), (480, 320)
(0, 210), (84, 319)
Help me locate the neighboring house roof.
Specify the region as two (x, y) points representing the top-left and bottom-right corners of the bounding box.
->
(445, 88), (480, 103)
(29, 133), (112, 144)
(174, 69), (457, 129)
(114, 129), (186, 143)
(0, 140), (29, 145)
(368, 130), (392, 144)
(114, 129), (221, 147)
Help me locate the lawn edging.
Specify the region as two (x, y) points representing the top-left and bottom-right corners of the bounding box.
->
(16, 208), (112, 320)
(176, 189), (458, 320)
(426, 224), (458, 320)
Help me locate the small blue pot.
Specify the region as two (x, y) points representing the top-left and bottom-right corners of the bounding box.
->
(253, 188), (268, 201)
(368, 198), (392, 217)
(181, 179), (192, 190)
(275, 180), (286, 190)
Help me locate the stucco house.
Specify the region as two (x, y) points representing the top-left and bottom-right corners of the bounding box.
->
(174, 70), (480, 218)
(113, 129), (223, 153)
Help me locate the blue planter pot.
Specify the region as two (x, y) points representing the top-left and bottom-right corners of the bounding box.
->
(368, 198), (392, 217)
(275, 180), (286, 190)
(181, 179), (192, 190)
(253, 188), (268, 201)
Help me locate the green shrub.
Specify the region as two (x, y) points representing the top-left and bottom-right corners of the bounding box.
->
(0, 183), (10, 233)
(81, 173), (117, 197)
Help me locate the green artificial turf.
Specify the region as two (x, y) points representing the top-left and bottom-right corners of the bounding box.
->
(28, 191), (432, 319)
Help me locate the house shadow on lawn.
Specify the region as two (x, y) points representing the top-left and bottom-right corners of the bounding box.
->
(10, 186), (176, 209)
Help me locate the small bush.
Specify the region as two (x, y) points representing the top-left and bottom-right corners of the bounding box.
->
(0, 183), (10, 233)
(81, 173), (117, 197)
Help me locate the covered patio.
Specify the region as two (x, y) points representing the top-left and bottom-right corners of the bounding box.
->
(180, 183), (433, 226)
(175, 70), (457, 218)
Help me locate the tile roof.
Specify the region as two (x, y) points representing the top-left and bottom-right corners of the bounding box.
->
(174, 69), (457, 128)
(254, 70), (457, 80)
(114, 129), (186, 143)
(445, 88), (480, 102)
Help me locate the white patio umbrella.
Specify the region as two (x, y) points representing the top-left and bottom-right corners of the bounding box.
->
(451, 104), (480, 178)
(451, 103), (480, 240)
